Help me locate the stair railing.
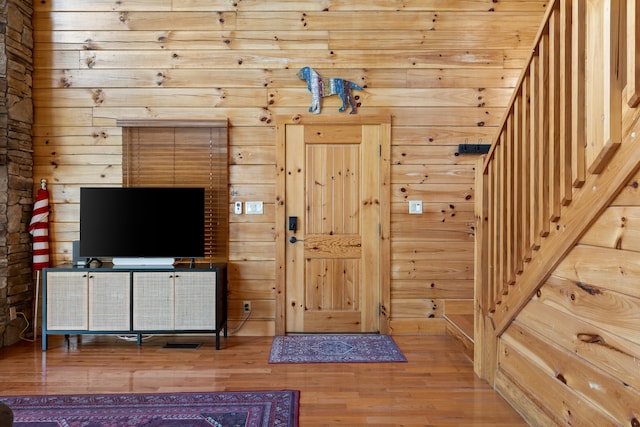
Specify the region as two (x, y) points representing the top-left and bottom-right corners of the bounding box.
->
(474, 0), (640, 382)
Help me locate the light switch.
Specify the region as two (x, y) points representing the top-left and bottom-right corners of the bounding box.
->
(409, 200), (422, 214)
(234, 201), (242, 215)
(245, 201), (264, 215)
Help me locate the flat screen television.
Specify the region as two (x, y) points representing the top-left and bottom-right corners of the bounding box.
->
(79, 187), (205, 266)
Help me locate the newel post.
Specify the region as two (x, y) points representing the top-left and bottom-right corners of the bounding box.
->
(474, 156), (497, 384)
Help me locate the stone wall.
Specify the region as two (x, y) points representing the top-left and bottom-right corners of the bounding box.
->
(0, 0), (34, 347)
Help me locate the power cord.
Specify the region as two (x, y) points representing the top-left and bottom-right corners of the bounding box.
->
(226, 309), (251, 335)
(117, 335), (155, 342)
(16, 312), (36, 343)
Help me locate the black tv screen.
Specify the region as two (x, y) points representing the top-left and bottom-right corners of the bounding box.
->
(79, 187), (205, 262)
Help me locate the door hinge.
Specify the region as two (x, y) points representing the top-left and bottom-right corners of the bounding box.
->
(378, 223), (381, 237)
(379, 144), (382, 157)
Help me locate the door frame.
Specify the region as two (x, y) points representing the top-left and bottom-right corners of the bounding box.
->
(275, 114), (391, 335)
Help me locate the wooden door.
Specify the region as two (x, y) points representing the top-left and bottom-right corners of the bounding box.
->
(276, 115), (391, 334)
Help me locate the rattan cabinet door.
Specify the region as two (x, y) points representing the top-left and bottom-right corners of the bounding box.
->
(132, 271), (174, 330)
(88, 272), (131, 331)
(174, 271), (216, 330)
(46, 271), (89, 330)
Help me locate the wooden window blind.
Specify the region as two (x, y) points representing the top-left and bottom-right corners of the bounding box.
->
(118, 120), (228, 263)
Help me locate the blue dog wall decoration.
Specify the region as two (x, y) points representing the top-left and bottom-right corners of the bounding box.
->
(297, 66), (363, 114)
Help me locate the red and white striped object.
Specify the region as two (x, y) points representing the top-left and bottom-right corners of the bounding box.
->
(28, 188), (50, 271)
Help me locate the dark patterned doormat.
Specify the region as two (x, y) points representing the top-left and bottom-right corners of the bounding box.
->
(2, 390), (299, 427)
(269, 334), (407, 363)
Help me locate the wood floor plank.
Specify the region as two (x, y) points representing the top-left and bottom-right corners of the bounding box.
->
(0, 335), (526, 426)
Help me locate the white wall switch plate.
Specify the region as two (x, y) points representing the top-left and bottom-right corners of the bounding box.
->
(234, 201), (242, 214)
(245, 201), (264, 215)
(409, 200), (422, 214)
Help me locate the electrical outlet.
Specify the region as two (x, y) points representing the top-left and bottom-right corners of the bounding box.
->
(9, 307), (17, 320)
(243, 301), (251, 313)
(234, 201), (242, 215)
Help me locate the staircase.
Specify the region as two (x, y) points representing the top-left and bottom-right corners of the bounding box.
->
(475, 0), (640, 383)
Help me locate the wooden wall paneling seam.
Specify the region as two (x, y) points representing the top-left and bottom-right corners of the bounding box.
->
(499, 325), (623, 426)
(518, 298), (640, 392)
(33, 0), (550, 13)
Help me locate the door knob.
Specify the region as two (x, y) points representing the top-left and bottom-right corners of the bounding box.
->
(289, 236), (298, 243)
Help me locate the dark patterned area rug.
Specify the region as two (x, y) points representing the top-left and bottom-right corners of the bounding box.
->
(1, 390), (299, 427)
(269, 334), (407, 363)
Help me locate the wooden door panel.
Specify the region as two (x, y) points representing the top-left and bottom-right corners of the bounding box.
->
(305, 258), (360, 311)
(307, 144), (360, 234)
(304, 311), (362, 332)
(303, 235), (362, 259)
(304, 125), (362, 143)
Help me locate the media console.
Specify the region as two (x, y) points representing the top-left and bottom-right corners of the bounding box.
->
(41, 262), (227, 350)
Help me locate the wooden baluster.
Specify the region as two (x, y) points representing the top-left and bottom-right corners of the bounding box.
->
(628, 0), (640, 107)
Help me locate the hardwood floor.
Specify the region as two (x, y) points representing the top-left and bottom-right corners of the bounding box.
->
(0, 334), (526, 426)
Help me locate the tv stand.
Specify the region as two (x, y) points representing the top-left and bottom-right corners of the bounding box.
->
(41, 263), (227, 351)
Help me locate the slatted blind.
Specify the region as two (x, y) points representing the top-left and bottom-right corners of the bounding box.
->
(119, 120), (228, 263)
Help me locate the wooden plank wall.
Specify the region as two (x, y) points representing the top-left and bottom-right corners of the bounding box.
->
(31, 0), (545, 336)
(496, 166), (640, 425)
